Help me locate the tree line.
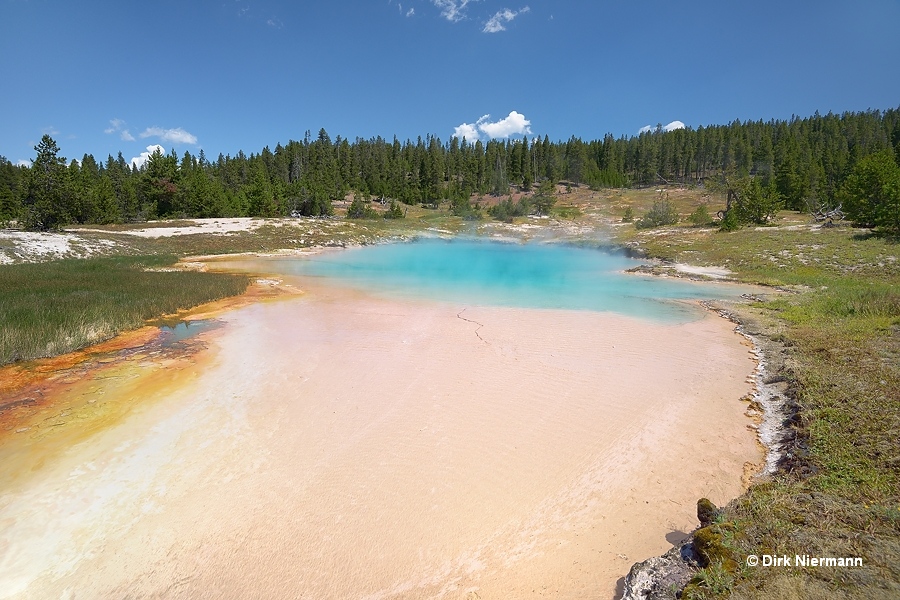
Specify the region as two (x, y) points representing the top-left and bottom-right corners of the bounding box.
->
(1, 107), (898, 231)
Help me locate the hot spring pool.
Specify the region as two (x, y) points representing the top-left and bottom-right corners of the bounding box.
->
(279, 238), (751, 323)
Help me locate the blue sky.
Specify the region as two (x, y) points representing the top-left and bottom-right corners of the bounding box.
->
(1, 0), (898, 167)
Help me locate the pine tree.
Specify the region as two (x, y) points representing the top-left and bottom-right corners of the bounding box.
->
(94, 175), (121, 224)
(839, 149), (900, 231)
(0, 157), (23, 223)
(246, 160), (277, 217)
(521, 137), (532, 191)
(24, 135), (72, 230)
(142, 147), (179, 218)
(532, 179), (556, 216)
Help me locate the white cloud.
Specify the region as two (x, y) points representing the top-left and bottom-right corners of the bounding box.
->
(638, 120), (686, 134)
(393, 0), (414, 15)
(111, 118), (125, 128)
(42, 126), (60, 136)
(105, 118), (136, 141)
(432, 0), (477, 23)
(16, 159), (32, 167)
(483, 6), (529, 33)
(453, 111), (533, 141)
(477, 111), (531, 138)
(453, 122), (481, 141)
(130, 144), (166, 169)
(139, 127), (198, 145)
(104, 118), (126, 134)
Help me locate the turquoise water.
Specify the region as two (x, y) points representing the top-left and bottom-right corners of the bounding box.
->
(286, 239), (747, 323)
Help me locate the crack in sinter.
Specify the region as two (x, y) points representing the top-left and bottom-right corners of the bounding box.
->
(456, 308), (487, 345)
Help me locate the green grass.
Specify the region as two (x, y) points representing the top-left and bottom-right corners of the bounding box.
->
(601, 188), (900, 599)
(0, 255), (249, 365)
(712, 300), (900, 599)
(551, 204), (583, 219)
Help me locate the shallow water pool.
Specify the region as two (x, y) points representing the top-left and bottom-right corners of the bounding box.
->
(281, 239), (750, 323)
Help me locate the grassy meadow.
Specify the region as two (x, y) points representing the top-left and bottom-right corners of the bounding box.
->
(0, 255), (249, 365)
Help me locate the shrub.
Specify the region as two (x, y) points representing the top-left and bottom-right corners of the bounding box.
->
(346, 196), (378, 219)
(635, 198), (679, 229)
(449, 195), (482, 220)
(707, 175), (782, 229)
(732, 177), (782, 225)
(488, 197), (530, 222)
(689, 204), (713, 226)
(383, 200), (404, 219)
(719, 207), (739, 231)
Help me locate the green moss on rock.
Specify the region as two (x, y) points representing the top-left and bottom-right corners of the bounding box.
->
(697, 497), (720, 526)
(693, 526), (739, 573)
